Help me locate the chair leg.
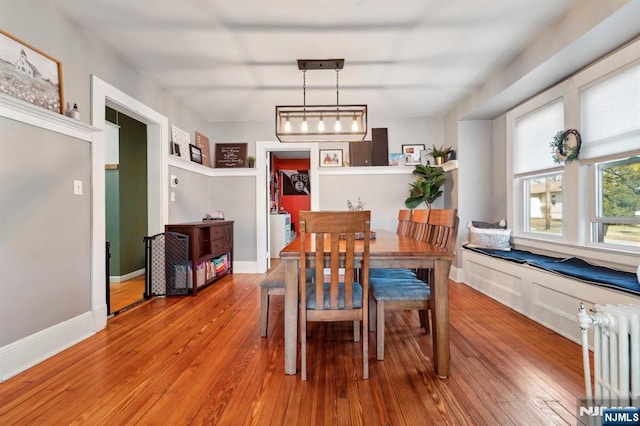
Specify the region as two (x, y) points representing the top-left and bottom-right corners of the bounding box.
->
(369, 295), (376, 332)
(418, 309), (431, 335)
(353, 320), (360, 342)
(301, 308), (307, 381)
(260, 287), (269, 337)
(362, 315), (369, 379)
(376, 300), (385, 360)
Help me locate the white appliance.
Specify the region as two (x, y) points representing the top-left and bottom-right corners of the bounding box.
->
(270, 214), (292, 257)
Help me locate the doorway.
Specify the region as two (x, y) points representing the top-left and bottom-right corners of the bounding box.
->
(90, 75), (169, 327)
(105, 108), (148, 315)
(255, 141), (319, 273)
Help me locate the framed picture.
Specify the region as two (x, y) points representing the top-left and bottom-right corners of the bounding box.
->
(215, 143), (247, 168)
(172, 142), (181, 157)
(320, 149), (343, 167)
(189, 144), (202, 164)
(194, 131), (212, 167)
(402, 144), (425, 165)
(388, 153), (405, 166)
(0, 30), (64, 114)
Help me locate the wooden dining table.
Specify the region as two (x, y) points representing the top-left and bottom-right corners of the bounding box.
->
(279, 229), (455, 378)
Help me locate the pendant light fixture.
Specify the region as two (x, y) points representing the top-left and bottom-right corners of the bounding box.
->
(276, 59), (367, 143)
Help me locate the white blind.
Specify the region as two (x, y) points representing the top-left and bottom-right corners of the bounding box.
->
(580, 62), (640, 159)
(514, 100), (564, 174)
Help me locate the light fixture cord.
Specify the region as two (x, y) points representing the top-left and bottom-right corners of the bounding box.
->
(303, 69), (307, 111)
(335, 68), (340, 108)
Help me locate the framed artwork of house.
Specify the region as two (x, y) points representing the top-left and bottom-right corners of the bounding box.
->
(0, 30), (64, 114)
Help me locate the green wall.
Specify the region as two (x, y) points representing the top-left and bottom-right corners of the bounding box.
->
(106, 107), (148, 276)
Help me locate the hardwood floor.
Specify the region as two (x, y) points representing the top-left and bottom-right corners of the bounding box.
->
(0, 272), (588, 425)
(109, 275), (146, 313)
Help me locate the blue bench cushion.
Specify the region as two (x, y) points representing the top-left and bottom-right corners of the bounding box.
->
(370, 268), (417, 279)
(304, 282), (363, 309)
(464, 245), (640, 296)
(370, 277), (431, 301)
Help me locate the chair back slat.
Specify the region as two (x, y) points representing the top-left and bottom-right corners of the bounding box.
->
(410, 209), (430, 242)
(300, 211), (371, 313)
(396, 209), (413, 237)
(426, 209), (458, 250)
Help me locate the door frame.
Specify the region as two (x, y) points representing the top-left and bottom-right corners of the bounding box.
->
(255, 141), (319, 273)
(90, 75), (169, 330)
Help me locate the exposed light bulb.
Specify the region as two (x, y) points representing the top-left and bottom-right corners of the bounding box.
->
(318, 114), (325, 132)
(284, 115), (291, 132)
(351, 114), (359, 132)
(334, 116), (342, 132)
(301, 116), (308, 132)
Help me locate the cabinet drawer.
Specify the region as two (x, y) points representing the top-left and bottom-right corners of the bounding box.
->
(211, 238), (230, 253)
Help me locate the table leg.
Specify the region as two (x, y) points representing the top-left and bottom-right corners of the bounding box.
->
(284, 259), (298, 375)
(432, 259), (451, 378)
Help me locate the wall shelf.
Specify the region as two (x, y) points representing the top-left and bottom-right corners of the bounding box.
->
(168, 156), (257, 177)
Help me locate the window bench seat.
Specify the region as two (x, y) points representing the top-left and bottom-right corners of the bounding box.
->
(461, 246), (639, 345)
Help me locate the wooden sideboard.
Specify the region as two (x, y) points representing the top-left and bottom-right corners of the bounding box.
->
(165, 220), (234, 295)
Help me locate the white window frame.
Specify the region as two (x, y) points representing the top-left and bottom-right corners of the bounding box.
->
(506, 37), (640, 259)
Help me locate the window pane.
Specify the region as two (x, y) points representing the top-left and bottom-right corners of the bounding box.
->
(594, 156), (640, 248)
(528, 174), (562, 235)
(599, 224), (640, 247)
(600, 156), (640, 218)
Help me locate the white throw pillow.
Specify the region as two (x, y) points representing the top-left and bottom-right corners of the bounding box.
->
(466, 226), (512, 251)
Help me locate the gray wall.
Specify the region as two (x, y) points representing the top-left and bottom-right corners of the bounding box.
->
(0, 117), (91, 346)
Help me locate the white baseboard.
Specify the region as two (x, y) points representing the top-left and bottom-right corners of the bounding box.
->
(110, 268), (145, 283)
(0, 311), (96, 382)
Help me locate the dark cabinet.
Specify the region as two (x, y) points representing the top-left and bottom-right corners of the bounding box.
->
(165, 220), (234, 295)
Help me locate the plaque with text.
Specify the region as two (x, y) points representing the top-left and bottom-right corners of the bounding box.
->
(215, 143), (247, 168)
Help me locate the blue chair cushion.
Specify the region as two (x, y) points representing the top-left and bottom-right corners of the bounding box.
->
(305, 282), (363, 309)
(370, 278), (431, 302)
(370, 268), (417, 279)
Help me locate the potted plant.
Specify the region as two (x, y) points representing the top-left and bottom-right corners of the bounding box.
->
(404, 164), (447, 209)
(427, 144), (452, 165)
(246, 155), (255, 168)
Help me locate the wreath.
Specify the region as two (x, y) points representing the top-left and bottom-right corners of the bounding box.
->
(550, 129), (581, 164)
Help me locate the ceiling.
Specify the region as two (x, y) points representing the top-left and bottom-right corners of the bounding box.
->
(52, 0), (577, 123)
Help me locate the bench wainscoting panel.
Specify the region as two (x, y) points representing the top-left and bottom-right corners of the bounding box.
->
(461, 248), (640, 345)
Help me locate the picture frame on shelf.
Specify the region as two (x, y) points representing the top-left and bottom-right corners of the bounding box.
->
(320, 149), (343, 167)
(402, 144), (425, 165)
(0, 29), (64, 115)
(388, 153), (405, 166)
(189, 144), (202, 164)
(172, 142), (181, 157)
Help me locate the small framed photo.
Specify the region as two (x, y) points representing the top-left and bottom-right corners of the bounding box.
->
(320, 149), (343, 167)
(172, 142), (181, 157)
(402, 144), (425, 165)
(0, 30), (64, 114)
(388, 153), (405, 166)
(189, 144), (202, 164)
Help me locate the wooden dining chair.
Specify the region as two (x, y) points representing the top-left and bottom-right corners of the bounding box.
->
(369, 209), (458, 360)
(370, 209), (423, 280)
(396, 209), (413, 237)
(409, 209), (430, 242)
(299, 210), (371, 381)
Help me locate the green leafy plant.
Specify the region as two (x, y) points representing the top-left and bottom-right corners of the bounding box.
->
(427, 144), (452, 159)
(246, 155), (256, 167)
(404, 164), (447, 209)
